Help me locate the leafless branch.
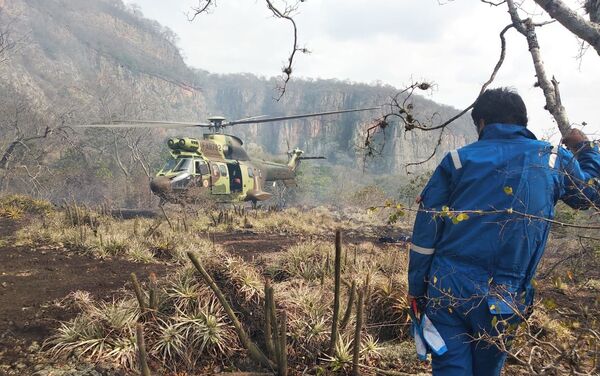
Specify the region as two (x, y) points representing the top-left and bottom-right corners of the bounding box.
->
(532, 0), (600, 56)
(360, 23), (513, 168)
(506, 0), (572, 137)
(188, 0), (217, 21)
(480, 0), (507, 6)
(0, 7), (16, 64)
(188, 0), (308, 100)
(264, 0), (309, 100)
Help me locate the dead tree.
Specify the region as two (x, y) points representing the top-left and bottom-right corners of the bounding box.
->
(190, 0), (309, 99)
(531, 0), (600, 56)
(0, 7), (16, 64)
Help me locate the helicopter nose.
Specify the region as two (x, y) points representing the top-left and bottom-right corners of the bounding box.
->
(150, 176), (171, 195)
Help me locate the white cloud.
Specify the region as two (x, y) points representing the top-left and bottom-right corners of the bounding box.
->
(127, 0), (600, 140)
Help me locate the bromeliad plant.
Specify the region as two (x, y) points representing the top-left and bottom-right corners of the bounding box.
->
(47, 264), (238, 373)
(47, 225), (416, 375)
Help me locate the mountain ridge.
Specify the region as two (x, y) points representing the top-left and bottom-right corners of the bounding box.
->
(0, 0), (476, 202)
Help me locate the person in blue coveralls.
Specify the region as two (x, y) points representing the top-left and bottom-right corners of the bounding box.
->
(407, 87), (600, 376)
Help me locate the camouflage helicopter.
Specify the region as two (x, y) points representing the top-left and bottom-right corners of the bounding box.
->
(81, 107), (377, 206)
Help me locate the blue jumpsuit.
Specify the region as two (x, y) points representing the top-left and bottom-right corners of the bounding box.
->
(408, 123), (600, 375)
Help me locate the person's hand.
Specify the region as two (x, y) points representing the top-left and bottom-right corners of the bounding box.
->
(562, 128), (588, 152)
(407, 294), (417, 312)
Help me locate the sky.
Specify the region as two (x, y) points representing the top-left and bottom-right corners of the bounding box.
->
(125, 0), (599, 141)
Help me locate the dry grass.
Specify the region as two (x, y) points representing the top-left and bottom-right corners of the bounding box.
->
(15, 208), (220, 265)
(15, 200), (594, 375)
(0, 194), (52, 219)
(47, 264), (238, 372)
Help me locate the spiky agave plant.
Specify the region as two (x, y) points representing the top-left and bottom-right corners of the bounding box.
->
(321, 334), (354, 372)
(223, 256), (264, 304)
(105, 327), (138, 371)
(48, 315), (108, 360)
(278, 241), (330, 281)
(89, 298), (139, 331)
(126, 240), (156, 263)
(292, 314), (330, 357)
(66, 290), (95, 310)
(174, 297), (237, 359)
(150, 318), (186, 368)
(360, 333), (383, 362)
(278, 281), (332, 361)
(166, 268), (210, 313)
(368, 278), (410, 340)
(281, 281), (331, 319)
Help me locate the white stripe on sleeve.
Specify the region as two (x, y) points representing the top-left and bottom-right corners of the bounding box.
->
(450, 150), (462, 170)
(411, 243), (435, 255)
(549, 145), (558, 168)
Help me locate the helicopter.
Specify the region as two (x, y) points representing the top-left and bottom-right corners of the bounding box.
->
(80, 107), (378, 206)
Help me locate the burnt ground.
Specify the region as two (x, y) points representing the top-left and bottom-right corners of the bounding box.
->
(213, 226), (403, 263)
(0, 214), (408, 375)
(0, 212), (593, 375)
(0, 218), (167, 373)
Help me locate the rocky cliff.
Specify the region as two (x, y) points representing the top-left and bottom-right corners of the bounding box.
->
(1, 0), (476, 175)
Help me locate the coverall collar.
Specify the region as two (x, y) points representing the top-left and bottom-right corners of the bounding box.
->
(479, 123), (537, 141)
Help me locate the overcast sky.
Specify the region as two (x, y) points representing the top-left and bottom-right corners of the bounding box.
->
(126, 0), (599, 140)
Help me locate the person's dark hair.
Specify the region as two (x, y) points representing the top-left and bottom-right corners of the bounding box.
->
(471, 87), (528, 127)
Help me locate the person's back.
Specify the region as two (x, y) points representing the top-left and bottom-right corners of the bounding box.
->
(407, 88), (600, 376)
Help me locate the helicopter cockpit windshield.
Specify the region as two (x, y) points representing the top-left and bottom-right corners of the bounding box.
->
(173, 158), (192, 173)
(161, 158), (178, 173)
(159, 157), (193, 175)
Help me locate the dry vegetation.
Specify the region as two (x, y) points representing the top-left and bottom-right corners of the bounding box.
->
(2, 195), (599, 375)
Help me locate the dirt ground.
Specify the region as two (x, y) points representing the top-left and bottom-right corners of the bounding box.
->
(0, 213), (408, 375)
(0, 218), (168, 373)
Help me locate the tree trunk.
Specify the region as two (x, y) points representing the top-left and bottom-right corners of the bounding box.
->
(585, 0), (600, 24)
(507, 0), (572, 136)
(533, 0), (600, 55)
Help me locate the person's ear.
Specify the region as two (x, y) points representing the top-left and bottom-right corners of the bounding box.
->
(478, 119), (486, 134)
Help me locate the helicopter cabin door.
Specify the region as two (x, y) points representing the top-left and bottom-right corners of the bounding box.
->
(240, 165), (255, 194)
(194, 159), (210, 188)
(227, 163), (243, 192)
(209, 162), (230, 194)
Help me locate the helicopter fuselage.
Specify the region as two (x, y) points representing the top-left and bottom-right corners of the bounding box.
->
(150, 134), (302, 204)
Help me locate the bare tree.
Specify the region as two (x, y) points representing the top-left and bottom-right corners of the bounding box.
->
(586, 0), (600, 23)
(0, 7), (16, 63)
(532, 0), (600, 56)
(190, 0), (309, 99)
(0, 86), (72, 196)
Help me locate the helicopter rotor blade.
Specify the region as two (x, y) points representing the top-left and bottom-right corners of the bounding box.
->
(226, 106), (380, 126)
(75, 120), (213, 128)
(233, 115), (268, 122)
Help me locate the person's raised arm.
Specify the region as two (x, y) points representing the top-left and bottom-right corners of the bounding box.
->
(559, 129), (600, 209)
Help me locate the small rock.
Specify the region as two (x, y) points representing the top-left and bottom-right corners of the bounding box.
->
(28, 341), (40, 352)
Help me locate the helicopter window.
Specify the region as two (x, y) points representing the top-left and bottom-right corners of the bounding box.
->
(212, 164), (220, 177)
(173, 158), (192, 173)
(162, 158), (178, 172)
(195, 160), (209, 175)
(219, 165), (228, 177)
(248, 167), (254, 178)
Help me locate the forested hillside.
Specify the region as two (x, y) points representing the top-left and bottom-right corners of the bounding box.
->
(0, 0), (476, 206)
